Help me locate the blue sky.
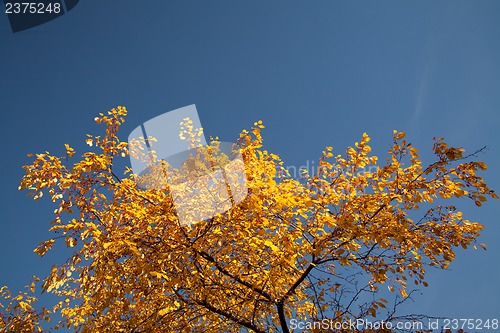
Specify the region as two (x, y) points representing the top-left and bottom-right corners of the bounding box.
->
(1, 0), (499, 329)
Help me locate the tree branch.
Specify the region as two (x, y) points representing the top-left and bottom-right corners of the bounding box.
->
(197, 250), (273, 302)
(276, 300), (290, 333)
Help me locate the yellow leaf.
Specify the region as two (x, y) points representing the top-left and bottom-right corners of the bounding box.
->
(264, 240), (279, 252)
(34, 239), (55, 257)
(397, 132), (406, 140)
(158, 308), (169, 316)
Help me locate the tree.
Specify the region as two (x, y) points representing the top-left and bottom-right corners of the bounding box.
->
(1, 106), (497, 332)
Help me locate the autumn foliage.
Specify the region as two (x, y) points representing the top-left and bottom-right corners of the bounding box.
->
(1, 106), (497, 332)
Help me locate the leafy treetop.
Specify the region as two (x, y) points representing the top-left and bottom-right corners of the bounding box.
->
(1, 106), (496, 333)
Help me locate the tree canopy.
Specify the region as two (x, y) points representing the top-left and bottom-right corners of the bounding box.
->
(1, 106), (497, 332)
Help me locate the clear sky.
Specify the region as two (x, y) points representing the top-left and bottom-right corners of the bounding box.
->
(1, 0), (499, 329)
